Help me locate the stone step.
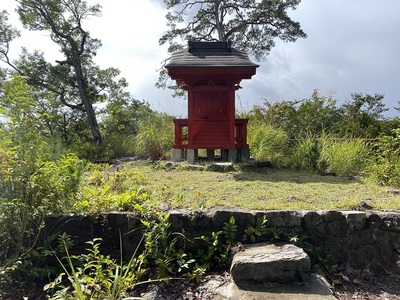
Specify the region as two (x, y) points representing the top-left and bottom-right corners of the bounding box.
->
(218, 242), (336, 299)
(212, 273), (335, 300)
(230, 242), (311, 284)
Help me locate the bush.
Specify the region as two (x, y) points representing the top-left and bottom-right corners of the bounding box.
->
(247, 122), (289, 167)
(67, 138), (115, 161)
(289, 136), (320, 171)
(0, 147), (86, 256)
(318, 137), (371, 176)
(0, 75), (88, 295)
(45, 234), (144, 300)
(365, 128), (400, 187)
(74, 165), (149, 213)
(133, 112), (174, 160)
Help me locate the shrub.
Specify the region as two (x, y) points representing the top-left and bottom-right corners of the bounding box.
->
(289, 136), (320, 170)
(74, 165), (149, 213)
(45, 234), (145, 300)
(0, 76), (88, 296)
(247, 122), (290, 167)
(318, 137), (371, 176)
(67, 138), (115, 161)
(365, 128), (400, 187)
(133, 112), (174, 160)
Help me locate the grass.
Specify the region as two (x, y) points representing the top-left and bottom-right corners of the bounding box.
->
(135, 162), (400, 211)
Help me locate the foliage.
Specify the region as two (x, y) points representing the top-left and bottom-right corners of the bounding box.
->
(243, 90), (397, 178)
(195, 231), (230, 270)
(268, 226), (283, 241)
(293, 90), (340, 139)
(250, 90), (341, 140)
(0, 76), (85, 265)
(133, 112), (174, 160)
(289, 136), (320, 171)
(223, 216), (237, 243)
(243, 216), (268, 243)
(158, 0), (306, 92)
(365, 128), (400, 187)
(247, 122), (289, 167)
(246, 91), (391, 140)
(67, 139), (115, 161)
(339, 93), (388, 138)
(0, 76), (88, 299)
(0, 232), (69, 299)
(45, 214), (255, 298)
(249, 100), (298, 134)
(140, 212), (196, 279)
(160, 0), (306, 59)
(291, 234), (339, 277)
(44, 234), (145, 300)
(318, 137), (371, 176)
(74, 164), (149, 213)
(0, 11), (20, 65)
(0, 1), (140, 146)
(100, 98), (154, 158)
(0, 0), (104, 144)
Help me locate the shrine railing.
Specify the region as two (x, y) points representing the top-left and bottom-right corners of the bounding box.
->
(173, 119), (189, 149)
(173, 118), (249, 149)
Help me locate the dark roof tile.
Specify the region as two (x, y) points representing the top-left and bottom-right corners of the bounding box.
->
(166, 42), (259, 68)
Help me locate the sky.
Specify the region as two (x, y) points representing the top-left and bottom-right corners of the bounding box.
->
(1, 0), (400, 118)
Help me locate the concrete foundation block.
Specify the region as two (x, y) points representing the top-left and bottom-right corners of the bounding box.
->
(240, 148), (251, 162)
(228, 149), (237, 162)
(187, 149), (198, 164)
(171, 149), (184, 162)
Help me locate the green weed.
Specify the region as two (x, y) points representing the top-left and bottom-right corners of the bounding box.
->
(289, 136), (320, 171)
(243, 216), (268, 242)
(365, 128), (400, 187)
(223, 216), (237, 243)
(44, 233), (145, 300)
(247, 123), (290, 167)
(318, 137), (371, 176)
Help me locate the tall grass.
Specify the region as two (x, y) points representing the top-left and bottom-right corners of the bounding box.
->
(289, 136), (320, 171)
(133, 113), (174, 160)
(247, 122), (290, 167)
(365, 128), (400, 187)
(318, 136), (371, 176)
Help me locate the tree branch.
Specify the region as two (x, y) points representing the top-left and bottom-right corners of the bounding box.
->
(58, 87), (85, 112)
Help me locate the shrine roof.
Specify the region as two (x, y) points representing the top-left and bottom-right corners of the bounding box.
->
(165, 41), (259, 69)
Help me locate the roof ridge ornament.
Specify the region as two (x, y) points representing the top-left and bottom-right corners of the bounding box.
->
(188, 41), (232, 53)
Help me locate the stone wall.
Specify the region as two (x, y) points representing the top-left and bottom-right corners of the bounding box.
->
(44, 208), (400, 276)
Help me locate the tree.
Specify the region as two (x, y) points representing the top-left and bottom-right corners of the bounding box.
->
(339, 93), (388, 138)
(294, 90), (340, 138)
(160, 0), (307, 58)
(158, 0), (307, 89)
(0, 1), (108, 145)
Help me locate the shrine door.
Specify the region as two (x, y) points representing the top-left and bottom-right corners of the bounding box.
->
(190, 90), (233, 148)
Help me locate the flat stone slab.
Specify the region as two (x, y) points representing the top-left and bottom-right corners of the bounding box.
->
(212, 273), (335, 300)
(230, 242), (311, 284)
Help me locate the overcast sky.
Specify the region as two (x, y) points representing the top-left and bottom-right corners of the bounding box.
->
(2, 0), (400, 118)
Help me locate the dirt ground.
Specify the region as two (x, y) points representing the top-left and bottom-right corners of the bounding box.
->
(332, 275), (400, 300)
(133, 272), (400, 300)
(3, 272), (400, 299)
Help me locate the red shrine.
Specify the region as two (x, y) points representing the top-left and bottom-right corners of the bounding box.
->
(165, 41), (258, 163)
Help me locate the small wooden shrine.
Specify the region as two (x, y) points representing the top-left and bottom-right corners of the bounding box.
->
(165, 41), (258, 163)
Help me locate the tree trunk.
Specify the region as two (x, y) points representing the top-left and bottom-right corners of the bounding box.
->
(71, 47), (102, 145)
(214, 1), (225, 41)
